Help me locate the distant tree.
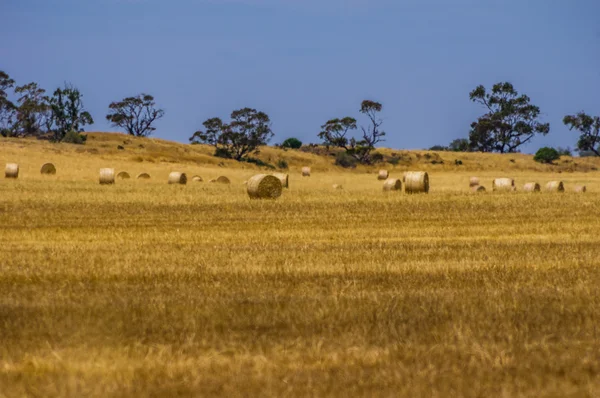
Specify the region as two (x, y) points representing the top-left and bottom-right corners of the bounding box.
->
(318, 117), (357, 149)
(428, 145), (448, 151)
(563, 112), (600, 156)
(0, 71), (16, 136)
(534, 147), (560, 164)
(281, 137), (303, 149)
(469, 82), (550, 153)
(48, 84), (94, 142)
(356, 100), (386, 163)
(556, 146), (572, 157)
(13, 82), (50, 137)
(318, 100), (385, 164)
(106, 94), (164, 137)
(189, 108), (274, 161)
(449, 138), (470, 152)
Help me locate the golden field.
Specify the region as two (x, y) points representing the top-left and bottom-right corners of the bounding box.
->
(1, 134), (600, 397)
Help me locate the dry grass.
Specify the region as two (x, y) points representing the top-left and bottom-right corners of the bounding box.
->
(1, 134), (600, 397)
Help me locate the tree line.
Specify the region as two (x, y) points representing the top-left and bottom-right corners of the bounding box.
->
(0, 71), (164, 143)
(2, 70), (598, 163)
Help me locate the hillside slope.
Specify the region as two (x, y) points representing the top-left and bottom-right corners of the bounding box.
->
(1, 132), (599, 175)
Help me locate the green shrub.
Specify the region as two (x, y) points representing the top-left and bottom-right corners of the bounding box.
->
(335, 152), (358, 168)
(277, 159), (289, 169)
(282, 137), (302, 149)
(370, 152), (384, 163)
(214, 147), (232, 159)
(534, 147), (560, 164)
(62, 131), (87, 145)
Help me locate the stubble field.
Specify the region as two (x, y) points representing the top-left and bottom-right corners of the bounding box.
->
(1, 136), (600, 397)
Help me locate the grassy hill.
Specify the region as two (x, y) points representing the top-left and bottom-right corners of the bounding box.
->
(1, 132), (599, 177)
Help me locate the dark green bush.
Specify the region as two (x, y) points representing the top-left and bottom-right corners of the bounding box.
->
(534, 147), (560, 164)
(370, 152), (384, 163)
(62, 131), (87, 145)
(277, 159), (289, 169)
(282, 137), (302, 149)
(243, 157), (276, 169)
(335, 152), (358, 168)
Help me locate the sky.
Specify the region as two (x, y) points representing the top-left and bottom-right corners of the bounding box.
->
(1, 0), (599, 153)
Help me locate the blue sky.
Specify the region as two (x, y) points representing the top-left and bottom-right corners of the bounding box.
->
(1, 0), (599, 153)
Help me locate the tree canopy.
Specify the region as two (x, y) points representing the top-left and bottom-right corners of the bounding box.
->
(189, 108), (273, 161)
(469, 82), (549, 153)
(106, 94), (164, 137)
(563, 112), (600, 156)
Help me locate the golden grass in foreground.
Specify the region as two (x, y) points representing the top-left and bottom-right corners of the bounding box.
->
(1, 136), (600, 396)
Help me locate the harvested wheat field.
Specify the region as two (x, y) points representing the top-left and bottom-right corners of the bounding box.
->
(1, 134), (600, 397)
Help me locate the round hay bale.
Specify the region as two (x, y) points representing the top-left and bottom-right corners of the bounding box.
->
(523, 182), (540, 192)
(302, 167), (311, 177)
(117, 171), (130, 179)
(377, 170), (389, 180)
(137, 173), (151, 179)
(469, 177), (479, 187)
(574, 185), (587, 193)
(272, 173), (289, 188)
(472, 185), (486, 193)
(99, 168), (115, 185)
(332, 184), (343, 190)
(5, 163), (19, 179)
(247, 174), (282, 199)
(545, 181), (564, 192)
(209, 179), (216, 183)
(383, 178), (402, 191)
(168, 172), (187, 185)
(40, 163), (56, 175)
(216, 176), (230, 184)
(404, 171), (429, 194)
(492, 178), (515, 192)
(191, 175), (203, 182)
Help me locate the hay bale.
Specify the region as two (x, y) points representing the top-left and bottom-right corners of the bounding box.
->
(216, 176), (230, 184)
(574, 185), (587, 193)
(5, 163), (19, 179)
(332, 184), (343, 190)
(404, 171), (429, 194)
(192, 175), (203, 182)
(302, 167), (311, 177)
(545, 181), (564, 192)
(492, 178), (515, 192)
(272, 173), (289, 188)
(209, 179), (216, 183)
(523, 182), (540, 192)
(469, 177), (479, 187)
(247, 174), (282, 199)
(168, 172), (187, 185)
(137, 173), (151, 179)
(117, 171), (130, 179)
(377, 170), (389, 180)
(40, 163), (56, 175)
(472, 185), (486, 193)
(382, 178), (402, 191)
(99, 168), (115, 185)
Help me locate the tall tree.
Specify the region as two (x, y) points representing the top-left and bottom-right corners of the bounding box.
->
(106, 94), (164, 137)
(468, 82), (549, 153)
(48, 84), (94, 142)
(563, 112), (600, 156)
(13, 82), (49, 137)
(318, 100), (385, 164)
(0, 71), (16, 136)
(318, 117), (357, 149)
(189, 108), (273, 161)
